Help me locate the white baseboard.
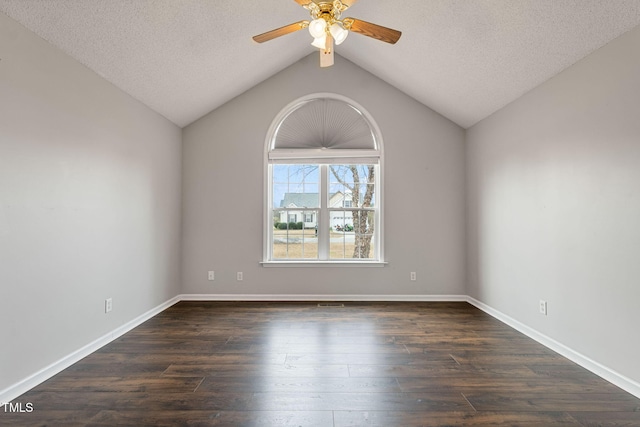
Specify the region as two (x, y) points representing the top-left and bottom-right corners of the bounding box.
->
(178, 293), (468, 302)
(466, 296), (640, 399)
(0, 295), (180, 404)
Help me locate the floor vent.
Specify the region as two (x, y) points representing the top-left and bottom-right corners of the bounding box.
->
(317, 303), (345, 307)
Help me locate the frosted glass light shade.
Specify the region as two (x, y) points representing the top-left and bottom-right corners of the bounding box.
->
(311, 35), (327, 49)
(308, 18), (327, 38)
(330, 22), (348, 45)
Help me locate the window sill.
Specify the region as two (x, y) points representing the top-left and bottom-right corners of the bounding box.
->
(260, 261), (387, 268)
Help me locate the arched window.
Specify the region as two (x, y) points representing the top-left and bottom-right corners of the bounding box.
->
(263, 93), (384, 264)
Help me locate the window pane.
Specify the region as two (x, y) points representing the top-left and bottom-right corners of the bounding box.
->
(329, 188), (345, 208)
(273, 164), (319, 209)
(353, 234), (375, 259)
(326, 164), (376, 259)
(329, 212), (349, 259)
(272, 184), (289, 209)
(328, 165), (354, 185)
(273, 210), (318, 259)
(365, 183), (376, 206)
(328, 164), (376, 209)
(329, 209), (375, 259)
(358, 183), (375, 207)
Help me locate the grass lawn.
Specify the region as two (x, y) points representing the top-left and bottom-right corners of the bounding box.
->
(272, 229), (368, 259)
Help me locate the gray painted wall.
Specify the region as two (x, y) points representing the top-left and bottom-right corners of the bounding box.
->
(181, 54), (466, 296)
(466, 25), (640, 384)
(0, 14), (182, 391)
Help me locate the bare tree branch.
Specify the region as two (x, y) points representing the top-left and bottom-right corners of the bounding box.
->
(329, 165), (355, 193)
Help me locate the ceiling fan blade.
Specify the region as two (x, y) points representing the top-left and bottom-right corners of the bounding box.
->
(252, 20), (310, 43)
(341, 0), (359, 8)
(343, 18), (402, 44)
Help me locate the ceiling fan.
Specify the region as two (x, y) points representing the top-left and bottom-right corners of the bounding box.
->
(252, 0), (402, 68)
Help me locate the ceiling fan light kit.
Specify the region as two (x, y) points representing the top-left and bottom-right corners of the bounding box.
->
(253, 0), (401, 68)
(330, 22), (348, 45)
(308, 17), (327, 38)
(311, 34), (327, 48)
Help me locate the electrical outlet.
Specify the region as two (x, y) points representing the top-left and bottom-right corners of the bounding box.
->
(237, 272), (243, 281)
(208, 271), (215, 281)
(105, 298), (113, 313)
(539, 300), (547, 315)
(410, 272), (417, 281)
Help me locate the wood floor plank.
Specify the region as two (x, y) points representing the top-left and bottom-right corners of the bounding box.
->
(248, 391), (470, 412)
(465, 392), (640, 412)
(0, 410), (101, 427)
(449, 352), (571, 366)
(397, 375), (621, 394)
(285, 352), (455, 366)
(333, 410), (582, 426)
(60, 361), (171, 376)
(87, 409), (335, 426)
(84, 351), (288, 365)
(5, 301), (639, 426)
(162, 363), (351, 378)
(33, 375), (204, 393)
(348, 363), (539, 379)
(248, 343), (411, 354)
(221, 333), (398, 345)
(197, 376), (403, 393)
(17, 390), (254, 411)
(568, 410), (640, 426)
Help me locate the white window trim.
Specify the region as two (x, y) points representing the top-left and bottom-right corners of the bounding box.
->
(260, 261), (388, 267)
(262, 93), (385, 266)
(269, 149), (380, 162)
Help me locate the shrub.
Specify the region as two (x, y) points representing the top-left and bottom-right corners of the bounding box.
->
(277, 222), (289, 230)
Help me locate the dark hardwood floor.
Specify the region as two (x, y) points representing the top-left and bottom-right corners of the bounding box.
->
(3, 301), (640, 426)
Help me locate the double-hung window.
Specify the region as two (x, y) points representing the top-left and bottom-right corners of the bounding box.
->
(264, 94), (384, 264)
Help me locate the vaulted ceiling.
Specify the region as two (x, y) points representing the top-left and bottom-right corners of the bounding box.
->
(1, 0), (639, 128)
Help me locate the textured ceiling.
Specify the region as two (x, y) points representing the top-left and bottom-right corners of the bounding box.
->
(1, 0), (639, 128)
